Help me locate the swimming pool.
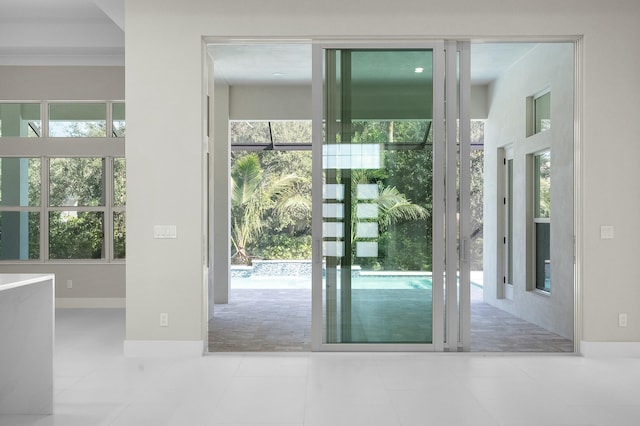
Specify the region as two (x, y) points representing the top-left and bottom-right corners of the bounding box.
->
(231, 273), (433, 290)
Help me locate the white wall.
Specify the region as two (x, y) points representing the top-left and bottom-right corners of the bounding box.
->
(484, 43), (574, 339)
(471, 85), (488, 120)
(0, 66), (125, 307)
(125, 0), (640, 351)
(211, 80), (230, 305)
(0, 66), (124, 101)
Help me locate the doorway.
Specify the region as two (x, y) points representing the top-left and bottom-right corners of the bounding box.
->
(207, 43), (315, 351)
(205, 39), (576, 352)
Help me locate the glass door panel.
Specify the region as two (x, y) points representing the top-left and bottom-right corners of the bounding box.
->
(321, 49), (436, 344)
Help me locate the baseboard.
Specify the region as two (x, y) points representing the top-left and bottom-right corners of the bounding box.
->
(124, 340), (205, 358)
(56, 297), (126, 308)
(580, 341), (640, 357)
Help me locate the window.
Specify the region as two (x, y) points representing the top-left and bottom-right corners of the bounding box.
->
(0, 103), (41, 137)
(113, 158), (126, 259)
(0, 100), (125, 262)
(533, 150), (551, 292)
(48, 158), (105, 259)
(49, 103), (107, 137)
(112, 103), (126, 137)
(0, 158), (41, 260)
(534, 92), (551, 134)
(526, 91), (551, 137)
(230, 120), (312, 148)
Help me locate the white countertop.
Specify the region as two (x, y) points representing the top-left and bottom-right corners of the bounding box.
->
(0, 274), (55, 292)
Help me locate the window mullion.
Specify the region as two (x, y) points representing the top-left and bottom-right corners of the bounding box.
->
(105, 157), (114, 261)
(42, 156), (50, 261)
(42, 101), (49, 139)
(106, 101), (113, 138)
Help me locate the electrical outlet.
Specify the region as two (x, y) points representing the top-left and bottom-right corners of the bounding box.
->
(66, 280), (73, 289)
(619, 313), (628, 327)
(160, 313), (169, 327)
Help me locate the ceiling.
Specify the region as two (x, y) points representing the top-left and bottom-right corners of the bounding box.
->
(0, 0), (124, 66)
(0, 0), (535, 85)
(211, 42), (537, 86)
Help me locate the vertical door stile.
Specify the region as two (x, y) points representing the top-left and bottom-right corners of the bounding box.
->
(339, 50), (353, 343)
(445, 40), (459, 350)
(431, 41), (446, 352)
(458, 41), (472, 351)
(311, 43), (324, 351)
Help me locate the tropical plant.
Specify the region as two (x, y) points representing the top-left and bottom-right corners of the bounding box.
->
(349, 169), (429, 246)
(230, 153), (310, 264)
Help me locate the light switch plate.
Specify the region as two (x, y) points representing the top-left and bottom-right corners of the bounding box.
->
(154, 225), (177, 239)
(600, 225), (614, 239)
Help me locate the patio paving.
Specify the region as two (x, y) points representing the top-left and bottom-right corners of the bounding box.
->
(208, 283), (574, 352)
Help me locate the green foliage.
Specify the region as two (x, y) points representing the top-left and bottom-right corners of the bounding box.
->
(48, 211), (104, 259)
(254, 234), (312, 260)
(536, 151), (551, 218)
(49, 158), (104, 206)
(469, 147), (484, 270)
(230, 120), (312, 144)
(375, 222), (433, 271)
(46, 158), (106, 260)
(230, 151), (311, 264)
(29, 213), (40, 259)
(113, 158), (126, 206)
(229, 119), (486, 273)
(113, 212), (126, 259)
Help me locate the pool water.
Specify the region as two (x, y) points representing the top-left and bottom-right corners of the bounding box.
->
(231, 274), (433, 290)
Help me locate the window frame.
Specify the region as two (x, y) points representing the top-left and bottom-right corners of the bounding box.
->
(0, 100), (125, 264)
(48, 102), (108, 138)
(0, 102), (42, 138)
(230, 119), (313, 151)
(530, 149), (551, 294)
(526, 89), (551, 138)
(0, 156), (42, 261)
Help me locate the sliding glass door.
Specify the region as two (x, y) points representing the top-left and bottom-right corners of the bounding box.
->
(312, 42), (468, 350)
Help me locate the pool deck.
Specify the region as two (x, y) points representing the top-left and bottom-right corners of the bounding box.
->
(209, 274), (574, 352)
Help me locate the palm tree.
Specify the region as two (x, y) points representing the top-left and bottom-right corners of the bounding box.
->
(348, 169), (429, 248)
(230, 153), (310, 264)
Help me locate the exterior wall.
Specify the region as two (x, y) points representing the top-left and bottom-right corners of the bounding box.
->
(0, 66), (125, 306)
(229, 84), (486, 120)
(211, 80), (230, 306)
(483, 44), (574, 339)
(125, 0), (640, 348)
(229, 85), (312, 120)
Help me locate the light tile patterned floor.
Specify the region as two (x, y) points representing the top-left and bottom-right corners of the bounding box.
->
(2, 309), (637, 426)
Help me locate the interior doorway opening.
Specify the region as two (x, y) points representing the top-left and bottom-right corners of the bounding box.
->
(211, 123), (313, 352)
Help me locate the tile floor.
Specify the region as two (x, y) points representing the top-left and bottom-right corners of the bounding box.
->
(2, 308), (639, 426)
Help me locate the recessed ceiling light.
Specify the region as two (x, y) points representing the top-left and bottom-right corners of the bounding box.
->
(414, 67), (424, 73)
(272, 72), (285, 77)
